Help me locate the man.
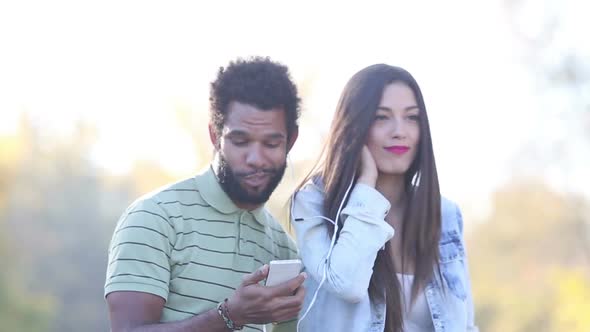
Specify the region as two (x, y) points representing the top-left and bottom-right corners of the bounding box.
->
(105, 57), (305, 332)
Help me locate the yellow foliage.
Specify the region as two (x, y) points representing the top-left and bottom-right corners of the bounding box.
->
(551, 269), (590, 332)
(130, 160), (177, 196)
(0, 135), (24, 212)
(468, 180), (590, 332)
(0, 136), (23, 165)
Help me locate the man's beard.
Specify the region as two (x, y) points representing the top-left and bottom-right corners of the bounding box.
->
(216, 154), (286, 206)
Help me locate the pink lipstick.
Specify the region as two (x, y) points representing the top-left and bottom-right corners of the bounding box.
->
(385, 146), (410, 155)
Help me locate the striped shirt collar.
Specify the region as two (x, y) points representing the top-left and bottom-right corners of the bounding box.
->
(195, 166), (267, 226)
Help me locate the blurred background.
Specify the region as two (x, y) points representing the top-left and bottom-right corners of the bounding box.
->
(1, 0), (588, 331)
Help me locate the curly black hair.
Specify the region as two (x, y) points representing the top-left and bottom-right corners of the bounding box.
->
(209, 56), (301, 141)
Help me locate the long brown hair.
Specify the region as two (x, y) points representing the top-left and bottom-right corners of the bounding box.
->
(293, 64), (441, 332)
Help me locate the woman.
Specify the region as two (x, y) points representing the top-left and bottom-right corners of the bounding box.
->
(290, 64), (478, 332)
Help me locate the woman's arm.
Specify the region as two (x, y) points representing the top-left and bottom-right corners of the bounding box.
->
(292, 181), (394, 302)
(455, 204), (479, 332)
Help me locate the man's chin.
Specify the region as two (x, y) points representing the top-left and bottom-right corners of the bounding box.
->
(215, 157), (286, 207)
(240, 186), (270, 201)
(236, 194), (270, 206)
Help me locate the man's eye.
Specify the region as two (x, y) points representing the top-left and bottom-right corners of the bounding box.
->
(265, 142), (281, 148)
(231, 140), (248, 146)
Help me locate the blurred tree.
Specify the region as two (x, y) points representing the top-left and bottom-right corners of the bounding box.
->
(0, 116), (54, 331)
(1, 115), (182, 332)
(505, 0), (589, 104)
(3, 119), (116, 331)
(469, 179), (590, 332)
(503, 0), (590, 270)
(174, 102), (213, 171)
(550, 269), (590, 331)
(129, 160), (177, 196)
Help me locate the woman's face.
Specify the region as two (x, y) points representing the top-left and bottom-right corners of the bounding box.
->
(366, 82), (421, 177)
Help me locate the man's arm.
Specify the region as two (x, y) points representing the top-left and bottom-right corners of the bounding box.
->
(107, 265), (306, 332)
(107, 291), (229, 332)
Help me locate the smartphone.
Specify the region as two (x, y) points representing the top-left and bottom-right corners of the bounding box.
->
(265, 259), (303, 286)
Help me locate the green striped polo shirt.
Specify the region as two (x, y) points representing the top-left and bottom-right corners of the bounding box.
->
(105, 167), (299, 332)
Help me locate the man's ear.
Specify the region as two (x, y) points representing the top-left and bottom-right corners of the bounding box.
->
(287, 126), (299, 153)
(208, 123), (219, 149)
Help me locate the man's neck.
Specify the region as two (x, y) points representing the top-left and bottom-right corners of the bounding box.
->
(233, 201), (262, 211)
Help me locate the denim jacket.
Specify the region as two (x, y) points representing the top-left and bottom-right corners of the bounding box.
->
(291, 178), (478, 332)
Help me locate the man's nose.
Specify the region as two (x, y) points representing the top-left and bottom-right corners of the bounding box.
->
(245, 144), (266, 169)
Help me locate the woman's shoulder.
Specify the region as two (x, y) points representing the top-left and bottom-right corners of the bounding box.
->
(295, 175), (325, 196)
(440, 196), (464, 235)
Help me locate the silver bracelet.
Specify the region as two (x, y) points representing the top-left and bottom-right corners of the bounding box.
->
(217, 299), (244, 331)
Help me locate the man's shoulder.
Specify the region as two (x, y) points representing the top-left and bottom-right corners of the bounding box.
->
(123, 176), (205, 218)
(140, 177), (200, 201)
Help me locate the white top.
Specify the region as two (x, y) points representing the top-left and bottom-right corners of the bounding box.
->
(397, 273), (435, 332)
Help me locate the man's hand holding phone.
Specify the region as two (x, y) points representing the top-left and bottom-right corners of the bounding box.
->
(225, 261), (306, 326)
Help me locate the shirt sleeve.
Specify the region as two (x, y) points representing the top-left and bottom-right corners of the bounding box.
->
(104, 198), (176, 301)
(455, 203), (479, 332)
(291, 182), (395, 303)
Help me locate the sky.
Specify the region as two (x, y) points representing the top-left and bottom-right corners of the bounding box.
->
(1, 0), (588, 221)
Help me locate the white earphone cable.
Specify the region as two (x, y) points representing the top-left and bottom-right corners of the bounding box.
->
(294, 176), (355, 331)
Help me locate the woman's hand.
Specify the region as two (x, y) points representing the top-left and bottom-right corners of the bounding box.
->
(358, 145), (378, 188)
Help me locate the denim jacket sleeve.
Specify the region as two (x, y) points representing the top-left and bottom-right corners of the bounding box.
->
(291, 181), (395, 303)
(454, 203), (479, 332)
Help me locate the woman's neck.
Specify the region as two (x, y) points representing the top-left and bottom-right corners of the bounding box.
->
(376, 174), (406, 207)
(376, 174), (407, 227)
(377, 173), (415, 273)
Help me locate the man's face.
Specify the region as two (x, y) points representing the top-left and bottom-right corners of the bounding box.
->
(212, 101), (294, 208)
